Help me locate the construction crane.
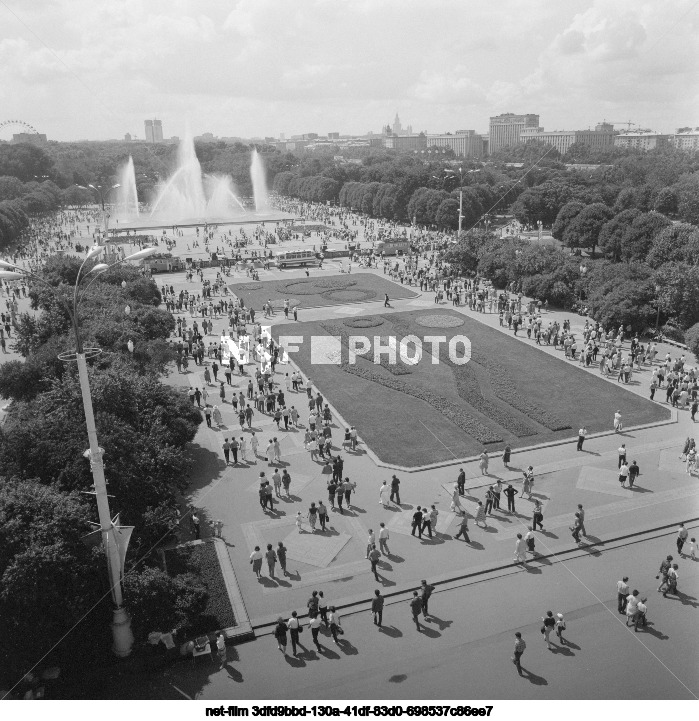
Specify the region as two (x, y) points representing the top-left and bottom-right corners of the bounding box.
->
(604, 120), (639, 131)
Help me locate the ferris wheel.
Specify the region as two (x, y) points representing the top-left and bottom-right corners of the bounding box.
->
(0, 119), (41, 137)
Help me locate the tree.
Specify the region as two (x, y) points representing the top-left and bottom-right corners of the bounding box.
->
(675, 172), (699, 225)
(654, 263), (699, 330)
(562, 203), (613, 256)
(552, 202), (584, 242)
(0, 479), (110, 686)
(435, 198), (460, 230)
(647, 223), (699, 268)
(442, 231), (489, 274)
(123, 567), (208, 642)
(598, 209), (641, 262)
(619, 212), (671, 263)
(653, 187), (678, 215)
(685, 323), (699, 362)
(511, 180), (573, 226)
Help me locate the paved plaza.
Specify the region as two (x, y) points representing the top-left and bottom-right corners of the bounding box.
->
(6, 217), (697, 700)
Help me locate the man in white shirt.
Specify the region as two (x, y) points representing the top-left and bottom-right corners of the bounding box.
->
(308, 614), (323, 650)
(366, 529), (376, 558)
(378, 523), (390, 555)
(617, 444), (627, 468)
(619, 462), (630, 487)
(577, 426), (587, 451)
(634, 598), (647, 631)
(617, 576), (630, 613)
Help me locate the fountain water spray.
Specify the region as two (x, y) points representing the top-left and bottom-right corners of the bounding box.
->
(250, 148), (270, 213)
(115, 156), (139, 220)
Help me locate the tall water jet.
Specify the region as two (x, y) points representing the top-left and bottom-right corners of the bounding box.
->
(250, 148), (270, 213)
(116, 156), (139, 220)
(150, 131), (247, 222)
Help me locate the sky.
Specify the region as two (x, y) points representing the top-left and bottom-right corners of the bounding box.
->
(0, 0), (698, 142)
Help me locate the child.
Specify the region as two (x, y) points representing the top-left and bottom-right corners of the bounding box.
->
(689, 538), (697, 560)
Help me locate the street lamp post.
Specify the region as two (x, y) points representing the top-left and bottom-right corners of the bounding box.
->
(444, 167), (464, 237)
(655, 284), (662, 333)
(0, 244), (157, 658)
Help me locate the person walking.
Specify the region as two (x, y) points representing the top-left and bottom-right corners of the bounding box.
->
(274, 617), (288, 654)
(411, 506), (423, 538)
(372, 590), (384, 627)
(617, 443), (627, 469)
(328, 606), (343, 644)
(634, 598), (648, 632)
(379, 480), (391, 508)
(277, 541), (288, 577)
(308, 613), (323, 651)
(318, 592), (328, 625)
(420, 580), (435, 616)
(625, 590), (640, 626)
(409, 591), (423, 631)
(555, 613), (567, 644)
(532, 501), (544, 531)
(677, 523), (689, 556)
(390, 474), (401, 504)
(317, 500), (327, 532)
(287, 612), (303, 657)
(514, 533), (527, 564)
(522, 467), (534, 499)
(265, 543), (277, 578)
(512, 632), (526, 675)
(479, 449), (489, 475)
(577, 426), (587, 451)
(378, 522), (390, 554)
(222, 438), (230, 465)
(457, 467), (466, 495)
(618, 461), (630, 487)
(617, 576), (630, 613)
(657, 555), (673, 592)
(614, 410), (623, 432)
(542, 610), (556, 650)
(368, 544), (381, 581)
(249, 546), (263, 578)
(577, 504), (586, 536)
(502, 445), (511, 468)
(454, 511), (471, 542)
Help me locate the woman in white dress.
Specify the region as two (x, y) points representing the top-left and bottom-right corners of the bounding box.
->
(238, 436), (247, 462)
(379, 481), (391, 508)
(266, 440), (275, 465)
(250, 432), (259, 458)
(212, 405), (223, 428)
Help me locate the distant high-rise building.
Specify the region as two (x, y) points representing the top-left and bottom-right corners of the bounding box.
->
(144, 119), (154, 143)
(488, 113), (539, 154)
(328, 132), (340, 140)
(11, 132), (47, 144)
(124, 133), (132, 141)
(393, 113), (402, 135)
(153, 119), (163, 142)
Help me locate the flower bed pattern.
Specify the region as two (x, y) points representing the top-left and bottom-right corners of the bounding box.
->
(343, 317), (385, 329)
(321, 322), (501, 443)
(472, 351), (571, 431)
(165, 543), (236, 635)
(276, 278), (356, 296)
(414, 314), (465, 328)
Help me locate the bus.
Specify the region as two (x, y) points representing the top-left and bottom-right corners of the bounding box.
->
(374, 239), (411, 256)
(275, 250), (320, 268)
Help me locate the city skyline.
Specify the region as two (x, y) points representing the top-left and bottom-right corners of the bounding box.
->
(0, 0), (697, 142)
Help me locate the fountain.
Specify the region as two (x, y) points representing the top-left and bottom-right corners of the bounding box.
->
(111, 132), (292, 230)
(149, 130), (248, 223)
(250, 148), (270, 213)
(115, 156), (139, 221)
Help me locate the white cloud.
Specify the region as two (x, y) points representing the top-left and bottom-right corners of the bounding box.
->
(0, 0), (695, 141)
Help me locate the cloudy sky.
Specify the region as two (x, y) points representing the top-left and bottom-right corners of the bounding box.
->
(1, 0), (697, 141)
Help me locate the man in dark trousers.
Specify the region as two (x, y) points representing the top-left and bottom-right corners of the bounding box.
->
(454, 512), (471, 542)
(628, 460), (640, 488)
(390, 474), (401, 504)
(457, 468), (466, 496)
(411, 506), (423, 538)
(420, 580), (435, 616)
(368, 544), (381, 581)
(222, 438), (230, 465)
(504, 484), (519, 513)
(577, 426), (587, 451)
(372, 589), (384, 627)
(409, 591), (422, 630)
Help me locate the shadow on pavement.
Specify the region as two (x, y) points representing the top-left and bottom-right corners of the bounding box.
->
(379, 625), (403, 638)
(520, 668), (548, 685)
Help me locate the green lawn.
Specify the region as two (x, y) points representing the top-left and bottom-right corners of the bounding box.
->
(229, 272), (418, 310)
(280, 309), (670, 467)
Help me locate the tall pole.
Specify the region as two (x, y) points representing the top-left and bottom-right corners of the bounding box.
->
(76, 350), (134, 656)
(458, 167), (464, 238)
